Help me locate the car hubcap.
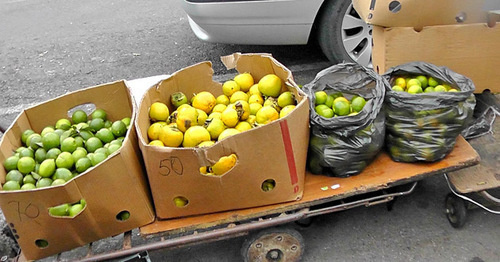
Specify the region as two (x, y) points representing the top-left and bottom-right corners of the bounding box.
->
(341, 4), (373, 67)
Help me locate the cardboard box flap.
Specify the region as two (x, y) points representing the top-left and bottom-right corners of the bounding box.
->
(353, 0), (497, 28)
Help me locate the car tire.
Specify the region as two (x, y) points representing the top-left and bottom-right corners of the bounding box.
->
(316, 0), (372, 66)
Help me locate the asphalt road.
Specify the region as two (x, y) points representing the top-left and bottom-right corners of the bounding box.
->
(1, 0), (499, 262)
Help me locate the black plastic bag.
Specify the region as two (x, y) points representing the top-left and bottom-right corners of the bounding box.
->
(383, 62), (476, 162)
(303, 63), (387, 177)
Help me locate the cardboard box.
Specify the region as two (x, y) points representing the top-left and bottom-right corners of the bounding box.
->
(372, 19), (500, 93)
(352, 0), (495, 28)
(0, 81), (155, 260)
(135, 53), (310, 219)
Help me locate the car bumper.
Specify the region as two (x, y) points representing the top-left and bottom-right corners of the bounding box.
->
(179, 0), (324, 45)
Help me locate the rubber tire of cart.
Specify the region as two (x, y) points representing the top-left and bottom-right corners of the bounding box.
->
(445, 193), (468, 228)
(241, 227), (304, 262)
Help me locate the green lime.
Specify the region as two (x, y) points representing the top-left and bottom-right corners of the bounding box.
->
(75, 157), (92, 173)
(21, 183), (36, 190)
(90, 152), (107, 166)
(17, 156), (36, 174)
(72, 110), (88, 124)
(121, 117), (131, 128)
(46, 148), (62, 160)
(27, 133), (42, 150)
(35, 148), (47, 163)
(3, 155), (20, 171)
(89, 118), (105, 132)
(325, 95), (334, 108)
(23, 174), (36, 185)
(416, 75), (428, 88)
(39, 159), (56, 178)
(85, 137), (103, 153)
(74, 136), (84, 148)
(53, 168), (73, 181)
(6, 170), (23, 184)
(104, 120), (112, 128)
(333, 100), (351, 116)
(78, 130), (94, 141)
(21, 129), (36, 146)
(55, 118), (72, 130)
(40, 126), (55, 137)
(96, 128), (115, 144)
(107, 144), (121, 155)
(36, 178), (53, 188)
(94, 147), (108, 157)
(314, 91), (328, 105)
(51, 179), (66, 186)
(91, 109), (107, 121)
(72, 147), (87, 162)
(42, 132), (60, 151)
(60, 137), (78, 153)
(2, 181), (21, 191)
(111, 120), (127, 137)
(68, 203), (84, 217)
(49, 203), (70, 216)
(55, 152), (74, 169)
(117, 211), (130, 221)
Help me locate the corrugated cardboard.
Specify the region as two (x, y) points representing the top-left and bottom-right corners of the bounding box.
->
(0, 81), (155, 260)
(372, 19), (500, 93)
(352, 0), (495, 28)
(135, 53), (310, 220)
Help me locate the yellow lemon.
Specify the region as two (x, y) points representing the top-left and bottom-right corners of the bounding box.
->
(192, 91), (216, 114)
(394, 77), (406, 89)
(208, 112), (222, 120)
(148, 140), (164, 147)
(248, 94), (264, 105)
(221, 108), (239, 128)
(246, 115), (256, 125)
(211, 154), (237, 175)
(230, 91), (249, 104)
(235, 121), (252, 132)
(149, 102), (170, 122)
(233, 72), (254, 92)
(256, 105), (279, 124)
(217, 128), (241, 141)
(196, 109), (208, 126)
(212, 104), (227, 114)
(222, 80), (240, 97)
(228, 100), (251, 121)
(147, 122), (166, 141)
(204, 117), (226, 140)
(258, 74), (282, 98)
(198, 140), (215, 147)
(182, 126), (211, 147)
(249, 103), (263, 115)
(216, 94), (230, 105)
(279, 105), (296, 118)
(159, 126), (184, 147)
(176, 105), (199, 132)
(247, 84), (261, 96)
(277, 91), (295, 108)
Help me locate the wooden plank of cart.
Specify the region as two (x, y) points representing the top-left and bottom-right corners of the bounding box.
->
(24, 135), (478, 262)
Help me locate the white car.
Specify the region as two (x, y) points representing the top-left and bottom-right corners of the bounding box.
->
(179, 0), (372, 66)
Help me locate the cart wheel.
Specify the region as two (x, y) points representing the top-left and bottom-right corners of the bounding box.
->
(241, 227), (304, 262)
(445, 193), (468, 228)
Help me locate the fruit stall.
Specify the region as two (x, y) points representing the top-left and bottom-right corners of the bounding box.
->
(1, 53), (493, 262)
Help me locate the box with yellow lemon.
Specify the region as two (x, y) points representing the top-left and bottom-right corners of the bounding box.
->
(0, 81), (155, 260)
(383, 62), (476, 162)
(303, 63), (387, 178)
(135, 53), (310, 219)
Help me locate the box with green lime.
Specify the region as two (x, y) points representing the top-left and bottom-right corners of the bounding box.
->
(304, 63), (387, 178)
(383, 62), (476, 162)
(0, 80), (154, 260)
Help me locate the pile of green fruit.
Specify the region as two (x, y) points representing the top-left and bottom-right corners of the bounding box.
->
(391, 75), (459, 94)
(49, 199), (87, 217)
(2, 108), (131, 191)
(313, 91), (367, 118)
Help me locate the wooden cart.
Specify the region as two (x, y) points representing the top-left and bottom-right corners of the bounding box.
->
(12, 136), (479, 262)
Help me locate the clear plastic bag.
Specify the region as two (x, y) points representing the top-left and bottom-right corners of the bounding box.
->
(304, 63), (387, 177)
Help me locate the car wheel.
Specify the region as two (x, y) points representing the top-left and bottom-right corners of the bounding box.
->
(317, 0), (373, 66)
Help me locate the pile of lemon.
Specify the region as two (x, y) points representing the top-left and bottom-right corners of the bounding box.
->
(313, 91), (367, 118)
(147, 73), (297, 148)
(1, 109), (131, 191)
(391, 75), (459, 94)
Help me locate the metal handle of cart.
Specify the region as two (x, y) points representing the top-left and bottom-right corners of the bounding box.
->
(444, 173), (500, 215)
